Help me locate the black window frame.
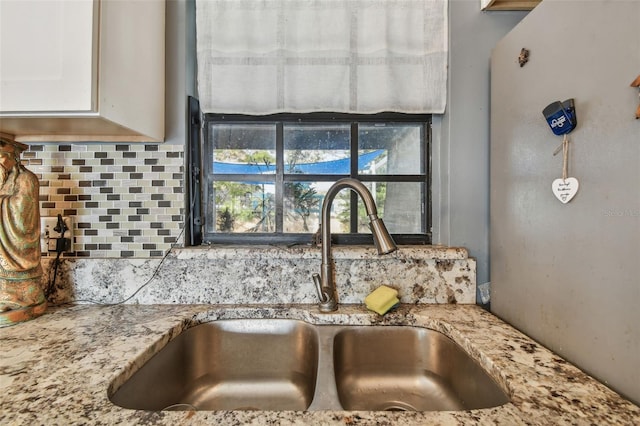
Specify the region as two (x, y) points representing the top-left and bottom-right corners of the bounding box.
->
(194, 111), (432, 246)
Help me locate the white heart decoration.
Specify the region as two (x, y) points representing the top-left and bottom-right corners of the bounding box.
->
(552, 177), (579, 204)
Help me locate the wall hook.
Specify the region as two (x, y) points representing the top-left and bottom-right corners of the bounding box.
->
(631, 74), (640, 119)
(518, 48), (530, 67)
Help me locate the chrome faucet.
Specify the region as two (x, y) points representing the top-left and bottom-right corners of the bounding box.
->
(312, 178), (397, 312)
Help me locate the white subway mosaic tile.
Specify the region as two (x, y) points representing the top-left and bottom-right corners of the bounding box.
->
(27, 143), (184, 258)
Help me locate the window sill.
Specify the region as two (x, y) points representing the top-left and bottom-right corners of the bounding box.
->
(171, 244), (470, 261)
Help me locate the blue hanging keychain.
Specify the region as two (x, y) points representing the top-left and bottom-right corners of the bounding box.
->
(543, 98), (577, 135)
(543, 99), (579, 203)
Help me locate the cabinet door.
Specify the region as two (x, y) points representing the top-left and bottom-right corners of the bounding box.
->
(0, 0), (96, 113)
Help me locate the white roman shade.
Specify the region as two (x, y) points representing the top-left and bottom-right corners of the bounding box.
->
(196, 0), (448, 114)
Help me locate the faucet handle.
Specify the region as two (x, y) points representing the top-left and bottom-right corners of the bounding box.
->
(312, 273), (329, 303)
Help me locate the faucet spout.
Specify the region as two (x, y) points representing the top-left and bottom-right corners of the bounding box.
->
(313, 178), (397, 312)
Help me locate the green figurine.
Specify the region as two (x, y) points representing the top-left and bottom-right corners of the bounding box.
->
(0, 136), (46, 327)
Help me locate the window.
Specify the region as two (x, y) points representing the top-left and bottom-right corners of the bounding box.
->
(198, 113), (431, 245)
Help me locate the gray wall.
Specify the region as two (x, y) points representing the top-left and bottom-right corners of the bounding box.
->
(490, 0), (640, 404)
(435, 0), (527, 302)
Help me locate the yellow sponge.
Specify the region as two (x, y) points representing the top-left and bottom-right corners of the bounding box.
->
(365, 285), (400, 315)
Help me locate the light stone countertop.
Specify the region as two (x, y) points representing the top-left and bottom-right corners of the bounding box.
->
(1, 303), (638, 425)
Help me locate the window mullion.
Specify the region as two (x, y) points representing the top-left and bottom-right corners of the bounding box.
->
(350, 122), (358, 233)
(275, 122), (284, 233)
(203, 122), (215, 235)
(425, 122), (432, 237)
(205, 174), (215, 235)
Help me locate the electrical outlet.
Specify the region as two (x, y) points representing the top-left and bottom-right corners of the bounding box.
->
(40, 216), (74, 253)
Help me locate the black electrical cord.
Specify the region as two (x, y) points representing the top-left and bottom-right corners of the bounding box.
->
(48, 224), (187, 307)
(45, 249), (63, 300)
(45, 214), (68, 300)
(49, 200), (193, 307)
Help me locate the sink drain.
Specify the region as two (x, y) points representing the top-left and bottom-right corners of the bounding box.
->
(161, 403), (198, 411)
(382, 402), (418, 412)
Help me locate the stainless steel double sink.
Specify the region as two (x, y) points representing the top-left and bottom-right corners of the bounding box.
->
(109, 319), (509, 412)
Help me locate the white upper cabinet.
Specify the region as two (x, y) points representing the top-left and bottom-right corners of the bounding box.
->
(0, 0), (96, 112)
(0, 0), (165, 142)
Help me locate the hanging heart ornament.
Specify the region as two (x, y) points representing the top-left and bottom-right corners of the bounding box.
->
(552, 177), (579, 203)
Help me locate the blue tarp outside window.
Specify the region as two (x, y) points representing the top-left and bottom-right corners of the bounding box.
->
(212, 150), (384, 175)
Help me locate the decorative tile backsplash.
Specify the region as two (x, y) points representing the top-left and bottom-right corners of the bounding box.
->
(25, 143), (185, 258)
(25, 144), (476, 310)
(24, 145), (476, 305)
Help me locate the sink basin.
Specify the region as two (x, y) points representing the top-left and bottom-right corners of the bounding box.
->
(110, 319), (509, 412)
(109, 319), (319, 411)
(333, 326), (509, 411)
